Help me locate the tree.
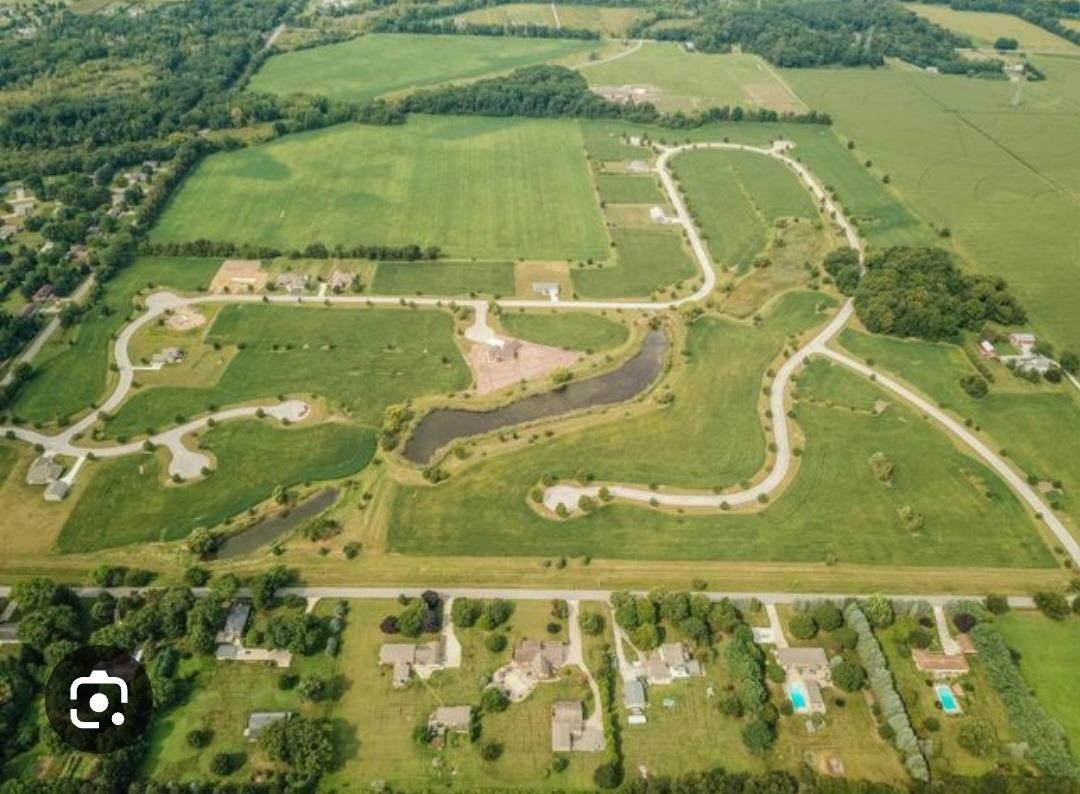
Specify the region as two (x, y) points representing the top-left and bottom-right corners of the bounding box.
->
(741, 719), (775, 754)
(958, 718), (997, 758)
(960, 374), (989, 399)
(298, 674), (329, 702)
(994, 36), (1019, 50)
(209, 752), (241, 776)
(1034, 591), (1070, 621)
(478, 599), (513, 630)
(1060, 350), (1078, 375)
(260, 716), (335, 775)
(789, 613), (818, 640)
(593, 761), (623, 789)
(12, 578), (60, 613)
(831, 659), (866, 692)
(481, 687), (509, 713)
(864, 594), (894, 628)
(811, 602), (843, 632)
(485, 632), (507, 653)
(480, 741), (503, 761)
(579, 611), (605, 636)
(984, 594), (1009, 615)
(187, 729), (212, 748)
(452, 598), (482, 628)
(907, 627), (933, 649)
(187, 527), (221, 558)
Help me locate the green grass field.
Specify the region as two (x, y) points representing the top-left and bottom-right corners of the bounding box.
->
(498, 310), (629, 351)
(250, 33), (601, 102)
(10, 257), (223, 425)
(59, 420), (375, 551)
(151, 116), (609, 262)
(673, 147), (818, 273)
(595, 173), (662, 204)
(103, 304), (468, 438)
(388, 320), (1052, 567)
(459, 4), (643, 36)
(905, 3), (1080, 52)
(838, 329), (1080, 538)
(371, 260), (515, 297)
(784, 63), (1080, 351)
(582, 43), (807, 114)
(574, 228), (696, 298)
(995, 612), (1080, 758)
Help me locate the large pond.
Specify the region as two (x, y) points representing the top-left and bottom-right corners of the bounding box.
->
(214, 488), (339, 560)
(402, 330), (667, 465)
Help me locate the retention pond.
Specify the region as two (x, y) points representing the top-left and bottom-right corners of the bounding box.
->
(215, 488), (339, 560)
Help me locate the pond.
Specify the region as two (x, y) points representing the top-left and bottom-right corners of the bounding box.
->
(214, 488), (339, 560)
(402, 329), (667, 465)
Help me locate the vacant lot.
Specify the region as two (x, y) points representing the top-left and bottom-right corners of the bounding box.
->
(498, 310), (629, 352)
(460, 4), (643, 36)
(583, 43), (807, 114)
(250, 33), (600, 101)
(371, 260), (516, 297)
(595, 173), (662, 204)
(104, 304), (468, 438)
(906, 4), (1080, 52)
(995, 612), (1080, 758)
(673, 147), (818, 273)
(152, 116), (609, 262)
(59, 420), (375, 551)
(574, 228), (696, 298)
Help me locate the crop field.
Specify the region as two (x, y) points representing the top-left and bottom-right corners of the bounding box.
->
(371, 260), (515, 297)
(594, 173), (662, 204)
(459, 3), (642, 36)
(784, 63), (1080, 351)
(498, 310), (629, 351)
(103, 304), (469, 438)
(905, 3), (1080, 52)
(995, 612), (1080, 757)
(151, 116), (609, 262)
(389, 296), (1052, 568)
(249, 33), (601, 102)
(59, 421), (375, 552)
(838, 329), (1080, 537)
(573, 228), (696, 298)
(582, 43), (807, 114)
(10, 257), (223, 425)
(673, 147), (818, 273)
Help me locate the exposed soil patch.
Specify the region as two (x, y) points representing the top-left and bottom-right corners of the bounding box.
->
(466, 340), (578, 396)
(210, 259), (268, 294)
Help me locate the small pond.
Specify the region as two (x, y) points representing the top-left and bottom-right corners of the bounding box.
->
(402, 330), (667, 465)
(214, 488), (339, 560)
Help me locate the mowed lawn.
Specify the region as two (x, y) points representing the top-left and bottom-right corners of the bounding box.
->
(905, 3), (1080, 52)
(574, 228), (697, 298)
(460, 4), (644, 36)
(103, 304), (469, 438)
(10, 257), (223, 425)
(673, 147), (817, 273)
(388, 305), (1053, 568)
(785, 64), (1080, 351)
(59, 420), (375, 551)
(498, 310), (630, 351)
(371, 260), (516, 297)
(151, 116), (609, 261)
(995, 612), (1080, 759)
(582, 43), (807, 114)
(249, 33), (600, 102)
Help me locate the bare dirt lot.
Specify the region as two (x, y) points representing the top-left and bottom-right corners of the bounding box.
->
(466, 341), (578, 395)
(209, 259), (268, 294)
(164, 306), (207, 332)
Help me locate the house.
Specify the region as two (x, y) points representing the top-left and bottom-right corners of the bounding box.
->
(150, 347), (185, 366)
(328, 271), (353, 292)
(1009, 333), (1036, 352)
(775, 647), (830, 682)
(786, 678), (826, 714)
(68, 245), (89, 263)
(379, 639), (445, 687)
(244, 711), (290, 740)
(6, 196), (35, 218)
(551, 700), (585, 752)
(216, 603), (251, 645)
(912, 650), (970, 678)
(645, 643), (702, 685)
(979, 340), (996, 359)
(649, 206), (676, 225)
(513, 639), (567, 680)
(485, 338), (521, 364)
(531, 282), (560, 301)
(44, 480), (70, 502)
(26, 456), (63, 486)
(624, 679), (647, 724)
(275, 272), (308, 295)
(0, 224), (16, 242)
(429, 706), (472, 735)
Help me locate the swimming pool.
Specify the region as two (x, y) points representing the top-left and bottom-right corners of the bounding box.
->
(787, 681), (810, 713)
(935, 684), (962, 714)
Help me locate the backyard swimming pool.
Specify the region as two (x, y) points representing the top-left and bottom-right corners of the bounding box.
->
(788, 680), (810, 713)
(935, 683), (962, 715)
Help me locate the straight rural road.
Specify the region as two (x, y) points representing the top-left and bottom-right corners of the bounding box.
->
(0, 275), (95, 387)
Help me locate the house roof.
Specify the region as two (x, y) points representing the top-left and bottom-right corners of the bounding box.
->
(912, 650), (970, 673)
(379, 643), (417, 665)
(658, 643), (687, 666)
(430, 706), (472, 732)
(245, 711), (290, 737)
(26, 456), (62, 485)
(776, 647), (828, 669)
(624, 679), (646, 709)
(219, 603), (250, 640)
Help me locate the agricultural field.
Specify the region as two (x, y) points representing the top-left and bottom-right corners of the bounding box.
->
(905, 3), (1080, 52)
(784, 62), (1080, 351)
(573, 227), (696, 298)
(583, 43), (808, 114)
(151, 116), (610, 262)
(458, 3), (643, 36)
(249, 33), (603, 102)
(371, 260), (516, 297)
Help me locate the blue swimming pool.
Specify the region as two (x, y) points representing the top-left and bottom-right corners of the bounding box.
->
(935, 684), (961, 714)
(788, 681), (809, 712)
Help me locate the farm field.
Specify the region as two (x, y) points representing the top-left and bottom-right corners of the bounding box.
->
(249, 33), (602, 102)
(103, 304), (469, 438)
(784, 63), (1080, 352)
(58, 420), (375, 552)
(371, 259), (515, 297)
(594, 173), (661, 204)
(151, 116), (609, 262)
(498, 310), (629, 352)
(837, 329), (1080, 538)
(995, 612), (1080, 757)
(905, 3), (1080, 52)
(389, 301), (1052, 568)
(582, 43), (807, 114)
(460, 3), (643, 36)
(672, 147), (819, 273)
(573, 227), (696, 298)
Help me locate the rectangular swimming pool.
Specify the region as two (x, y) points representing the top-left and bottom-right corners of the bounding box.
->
(787, 681), (809, 713)
(935, 683), (962, 714)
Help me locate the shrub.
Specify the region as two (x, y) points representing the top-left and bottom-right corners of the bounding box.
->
(958, 718), (997, 758)
(1034, 591), (1070, 621)
(187, 729), (212, 748)
(452, 597), (482, 628)
(811, 602), (843, 632)
(719, 694), (743, 717)
(832, 626), (858, 651)
(209, 752), (240, 776)
(552, 755), (569, 773)
(379, 616), (399, 635)
(485, 633), (507, 653)
(984, 594), (1009, 615)
(579, 611), (605, 636)
(907, 627), (932, 649)
(831, 659), (866, 692)
(478, 599), (514, 630)
(593, 761), (622, 789)
(923, 716), (940, 732)
(959, 374), (989, 399)
(480, 741), (503, 761)
(480, 687), (509, 713)
(741, 719), (775, 754)
(789, 613), (818, 640)
(953, 612), (977, 633)
(864, 594), (894, 628)
(766, 661), (786, 684)
(868, 451), (894, 482)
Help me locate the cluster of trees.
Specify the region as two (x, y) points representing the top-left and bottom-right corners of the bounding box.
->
(400, 65), (830, 129)
(259, 714), (337, 777)
(652, 0), (1005, 76)
(143, 239), (439, 263)
(452, 597), (514, 630)
(823, 247), (861, 295)
(852, 247), (1026, 341)
(0, 310), (42, 360)
(723, 624), (777, 754)
(926, 0), (1080, 50)
(1032, 589), (1080, 621)
(843, 602), (929, 782)
(372, 16), (599, 40)
(380, 590), (443, 636)
(610, 589), (742, 650)
(970, 621), (1073, 776)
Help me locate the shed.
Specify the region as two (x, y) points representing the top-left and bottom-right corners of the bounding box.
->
(624, 679), (646, 710)
(244, 711), (290, 739)
(44, 480), (70, 502)
(429, 705), (472, 734)
(26, 456), (63, 486)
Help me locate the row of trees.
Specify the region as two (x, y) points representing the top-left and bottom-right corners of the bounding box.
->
(610, 589), (742, 650)
(142, 238), (440, 263)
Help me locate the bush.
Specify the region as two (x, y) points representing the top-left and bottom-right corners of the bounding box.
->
(719, 694), (743, 717)
(480, 687), (509, 713)
(379, 615), (399, 635)
(741, 719), (775, 754)
(480, 741), (504, 761)
(484, 633), (507, 653)
(478, 599), (513, 630)
(552, 755), (569, 773)
(452, 597), (482, 628)
(831, 659), (866, 692)
(907, 627), (932, 649)
(953, 612), (977, 633)
(923, 716), (940, 732)
(1034, 591), (1070, 621)
(789, 613), (818, 640)
(864, 594), (894, 628)
(187, 729), (212, 748)
(209, 752), (240, 776)
(579, 611), (605, 636)
(811, 602), (843, 632)
(984, 594), (1009, 615)
(766, 661), (786, 684)
(959, 374), (989, 399)
(593, 761), (623, 789)
(958, 718), (997, 757)
(832, 625), (858, 650)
